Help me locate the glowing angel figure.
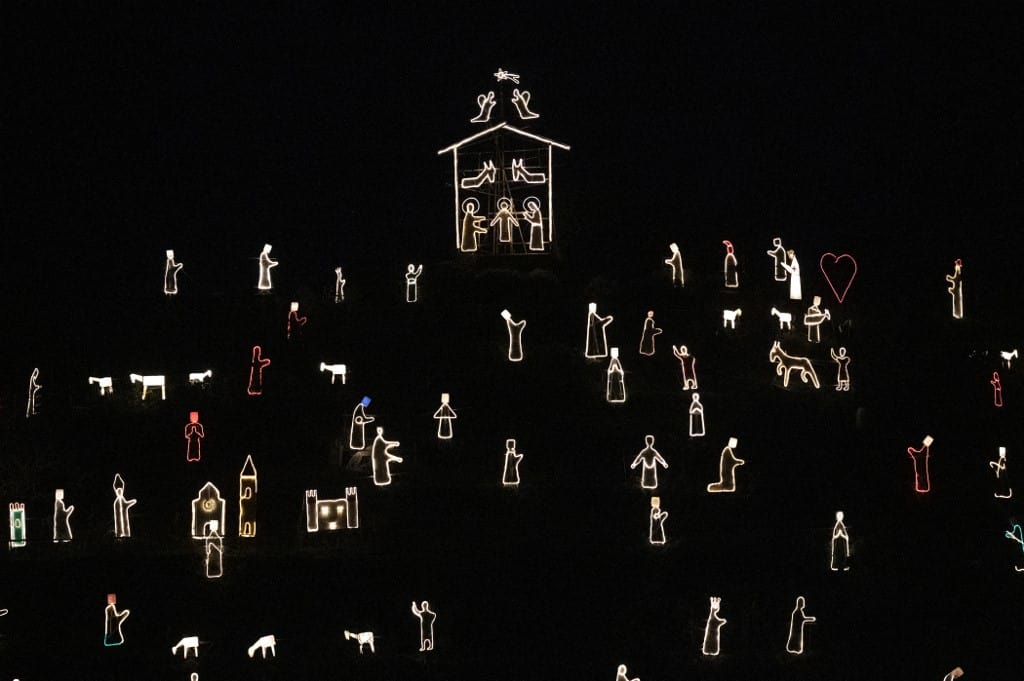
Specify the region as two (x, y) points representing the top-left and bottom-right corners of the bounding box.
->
(490, 197), (520, 244)
(907, 435), (934, 493)
(460, 197), (488, 252)
(585, 303), (614, 359)
(785, 596), (816, 654)
(830, 347), (851, 391)
(470, 90), (496, 123)
(649, 497), (667, 545)
(349, 396), (375, 450)
(52, 489), (74, 542)
(606, 347), (626, 403)
(1005, 523), (1024, 571)
(334, 267), (346, 302)
(616, 664), (640, 681)
(185, 411), (204, 462)
(9, 503), (26, 548)
(780, 249), (802, 300)
(803, 296), (830, 343)
(411, 600), (436, 651)
(767, 237), (788, 281)
(164, 249), (183, 295)
(989, 447), (1013, 499)
(371, 427), (403, 486)
(631, 435), (668, 490)
(247, 345), (270, 396)
(830, 511), (850, 571)
(103, 594), (130, 647)
(257, 243), (278, 291)
(702, 597), (726, 656)
(522, 197), (545, 251)
(501, 309), (526, 362)
(112, 474), (136, 538)
(286, 301), (307, 340)
(707, 437), (744, 493)
(665, 242), (684, 287)
(405, 264), (423, 302)
(433, 393), (457, 440)
(494, 67), (520, 84)
(722, 240), (739, 288)
(238, 454), (258, 537)
(204, 520), (223, 579)
(991, 371), (1003, 407)
(502, 438), (523, 486)
(672, 345), (698, 390)
(637, 311), (663, 356)
(945, 258), (963, 319)
(26, 367), (41, 418)
(689, 393), (705, 437)
(510, 88), (539, 119)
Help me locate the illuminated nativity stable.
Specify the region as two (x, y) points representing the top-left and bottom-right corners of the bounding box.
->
(439, 68), (569, 255)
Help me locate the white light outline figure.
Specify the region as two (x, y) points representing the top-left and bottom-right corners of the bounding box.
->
(9, 503), (26, 548)
(305, 487), (359, 532)
(494, 67), (520, 83)
(991, 371), (1003, 407)
(945, 258), (963, 319)
(112, 474), (136, 539)
(990, 447), (1013, 499)
(707, 437), (744, 493)
(371, 427), (403, 486)
(248, 634), (276, 658)
(52, 488), (73, 542)
(89, 376), (113, 395)
(606, 347), (627, 403)
(334, 267), (346, 302)
(286, 301), (307, 340)
(631, 435), (668, 490)
(767, 237), (788, 281)
(830, 347), (851, 391)
(411, 600), (436, 652)
(1000, 349), (1018, 368)
(665, 242), (684, 287)
(405, 264), (423, 303)
(672, 344), (698, 390)
(502, 438), (523, 486)
(188, 369), (212, 384)
(185, 411), (204, 462)
(239, 455), (258, 537)
(780, 249), (802, 300)
(344, 630), (376, 654)
(490, 197), (520, 243)
(190, 482), (226, 539)
(470, 91), (496, 123)
(638, 310), (662, 356)
(785, 596), (816, 654)
(320, 362), (348, 384)
(689, 393), (706, 438)
(722, 240), (739, 288)
(943, 667), (965, 681)
(702, 597), (726, 656)
(803, 296), (830, 343)
(510, 88), (539, 119)
(907, 435), (934, 494)
(649, 497), (667, 545)
(510, 158), (546, 184)
(522, 196), (545, 251)
(349, 396), (375, 450)
(818, 252), (858, 304)
(830, 511), (850, 571)
(460, 159), (497, 190)
(104, 593), (129, 647)
(617, 664), (640, 681)
(722, 308), (742, 329)
(164, 249), (183, 295)
(129, 373), (166, 400)
(247, 346), (270, 396)
(26, 367), (41, 417)
(460, 197), (488, 252)
(771, 307), (792, 330)
(585, 302), (614, 359)
(769, 341), (821, 389)
(172, 635), (199, 658)
(257, 243), (277, 291)
(204, 520), (223, 579)
(1005, 522), (1024, 571)
(433, 393), (457, 440)
(500, 309), (526, 362)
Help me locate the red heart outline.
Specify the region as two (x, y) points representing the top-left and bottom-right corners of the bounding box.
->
(819, 253), (858, 304)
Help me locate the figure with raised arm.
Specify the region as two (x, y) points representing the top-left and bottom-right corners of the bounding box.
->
(257, 243), (278, 291)
(665, 242), (684, 287)
(722, 240), (738, 288)
(630, 435), (668, 490)
(780, 249), (802, 300)
(501, 309), (526, 362)
(830, 347), (851, 391)
(371, 427), (403, 486)
(405, 264), (423, 303)
(585, 303), (614, 359)
(785, 596), (816, 654)
(638, 310), (662, 356)
(672, 344), (698, 390)
(830, 511), (850, 571)
(702, 597), (726, 656)
(411, 600), (436, 651)
(164, 249), (183, 295)
(945, 258), (963, 319)
(767, 237), (787, 281)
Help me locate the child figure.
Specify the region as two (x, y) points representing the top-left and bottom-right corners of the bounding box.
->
(501, 309), (526, 362)
(185, 411), (205, 462)
(630, 435), (668, 490)
(945, 258), (963, 319)
(334, 267), (346, 302)
(649, 497), (667, 545)
(257, 243), (278, 291)
(164, 249), (183, 295)
(664, 242), (684, 287)
(638, 310), (662, 356)
(689, 393), (705, 437)
(830, 511), (850, 571)
(502, 438), (523, 486)
(606, 348), (626, 403)
(53, 489), (74, 542)
(247, 346), (271, 396)
(722, 240), (738, 288)
(701, 597), (726, 656)
(370, 427), (403, 486)
(405, 264), (423, 303)
(585, 303), (614, 359)
(830, 347), (851, 391)
(706, 438), (744, 493)
(672, 345), (698, 390)
(433, 393), (457, 440)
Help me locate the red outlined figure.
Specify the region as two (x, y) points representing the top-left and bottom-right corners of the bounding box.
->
(722, 240), (738, 288)
(405, 264), (423, 302)
(665, 242), (684, 287)
(433, 393), (457, 440)
(707, 437), (744, 493)
(767, 237), (787, 281)
(990, 447), (1013, 499)
(490, 197), (519, 244)
(945, 258), (963, 319)
(991, 371), (1003, 407)
(907, 435), (934, 493)
(785, 596), (816, 654)
(638, 310), (662, 356)
(411, 601), (437, 651)
(349, 397), (375, 450)
(830, 347), (851, 391)
(630, 434), (668, 490)
(103, 594), (130, 647)
(510, 88), (539, 119)
(247, 345), (270, 396)
(460, 198), (488, 252)
(606, 347), (626, 403)
(53, 488), (74, 542)
(185, 411), (204, 462)
(781, 249), (802, 300)
(470, 91), (496, 123)
(830, 511), (850, 571)
(672, 344), (698, 390)
(701, 597), (726, 656)
(371, 427), (403, 486)
(502, 438), (523, 486)
(287, 302), (307, 340)
(769, 342), (821, 389)
(164, 249), (183, 295)
(257, 243), (278, 291)
(803, 296), (830, 343)
(649, 497), (667, 545)
(819, 252), (857, 303)
(112, 474), (136, 538)
(26, 367), (41, 417)
(522, 196), (545, 251)
(689, 393), (705, 437)
(501, 309), (526, 362)
(585, 303), (614, 359)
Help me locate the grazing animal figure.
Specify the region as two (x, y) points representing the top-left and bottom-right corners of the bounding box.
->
(89, 376), (113, 395)
(722, 308), (742, 329)
(320, 362), (348, 384)
(344, 630), (375, 654)
(770, 307), (792, 330)
(1000, 349), (1018, 368)
(129, 373), (166, 400)
(460, 160), (497, 189)
(768, 341), (820, 388)
(172, 635), (199, 658)
(247, 634), (276, 658)
(189, 370), (212, 384)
